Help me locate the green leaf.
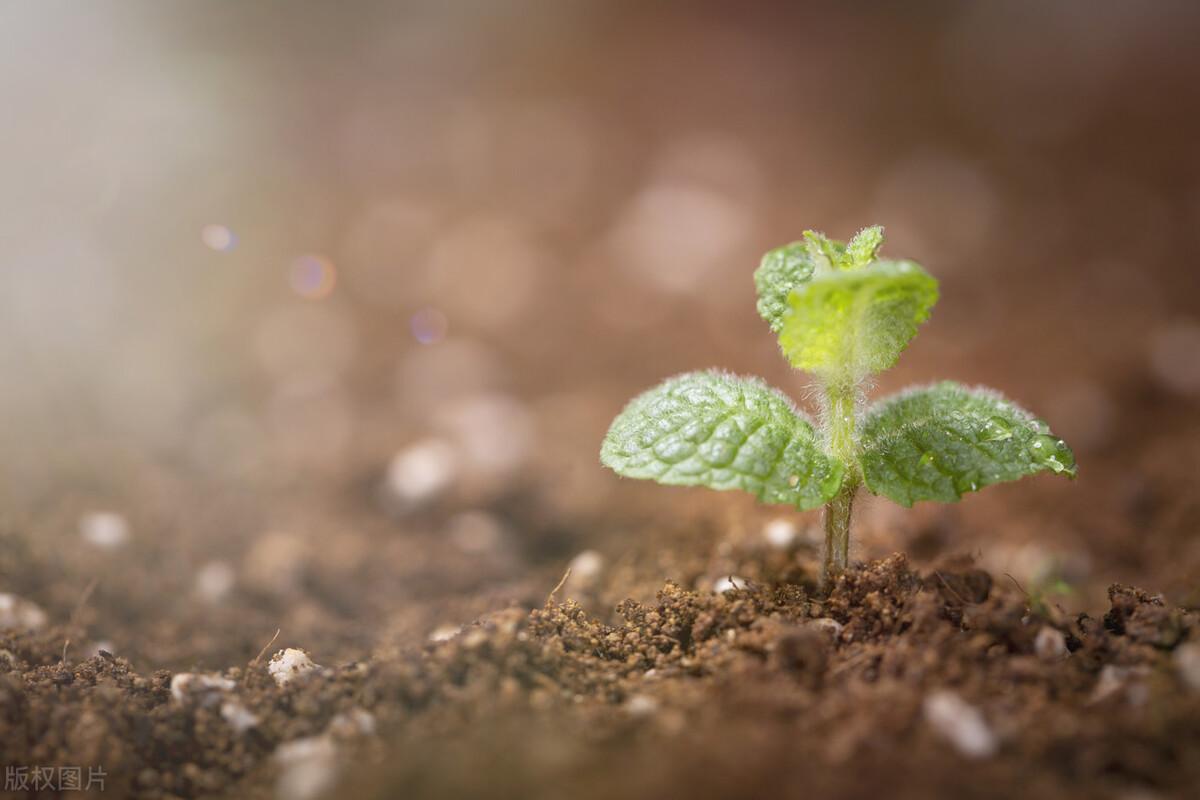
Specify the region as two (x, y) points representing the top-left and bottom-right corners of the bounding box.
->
(778, 259), (938, 379)
(859, 381), (1077, 507)
(600, 370), (844, 510)
(803, 230), (845, 271)
(754, 242), (815, 333)
(844, 225), (884, 269)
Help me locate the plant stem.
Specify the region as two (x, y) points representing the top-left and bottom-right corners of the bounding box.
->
(823, 477), (858, 579)
(822, 377), (859, 582)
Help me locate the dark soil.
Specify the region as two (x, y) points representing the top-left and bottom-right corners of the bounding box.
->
(3, 553), (1198, 799)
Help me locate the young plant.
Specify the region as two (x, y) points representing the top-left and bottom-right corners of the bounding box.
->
(600, 226), (1076, 583)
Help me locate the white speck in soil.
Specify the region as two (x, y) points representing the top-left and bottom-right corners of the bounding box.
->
(220, 700), (261, 733)
(624, 694), (659, 717)
(923, 689), (998, 759)
(810, 618), (844, 638)
(274, 735), (338, 800)
(1089, 664), (1151, 706)
(1034, 627), (1068, 661)
(1173, 642), (1200, 693)
(762, 518), (798, 549)
(428, 625), (462, 643)
(170, 673), (235, 705)
(79, 511), (130, 549)
(0, 593), (48, 631)
(713, 576), (747, 593)
(565, 549), (606, 595)
(383, 438), (458, 508)
(268, 648), (321, 687)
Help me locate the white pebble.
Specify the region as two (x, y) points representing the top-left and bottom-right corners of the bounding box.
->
(274, 735), (337, 800)
(79, 511), (130, 549)
(624, 694), (659, 716)
(923, 690), (998, 759)
(384, 438), (458, 507)
(0, 594), (47, 631)
(713, 576), (748, 593)
(220, 700), (260, 733)
(810, 618), (844, 637)
(1090, 664), (1150, 706)
(194, 561), (236, 603)
(1034, 627), (1068, 661)
(763, 518), (798, 549)
(427, 625), (461, 643)
(170, 673), (235, 704)
(1174, 642), (1200, 692)
(268, 648), (320, 686)
(569, 549), (604, 579)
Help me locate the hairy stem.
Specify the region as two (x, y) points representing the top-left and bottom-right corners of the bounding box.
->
(823, 478), (857, 579)
(822, 377), (860, 582)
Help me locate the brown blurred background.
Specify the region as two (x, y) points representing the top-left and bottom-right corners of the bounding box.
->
(1, 1), (1198, 670)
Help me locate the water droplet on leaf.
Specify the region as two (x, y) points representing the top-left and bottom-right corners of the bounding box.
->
(981, 416), (1013, 442)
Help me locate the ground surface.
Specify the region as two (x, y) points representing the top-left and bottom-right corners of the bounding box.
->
(2, 554), (1199, 799)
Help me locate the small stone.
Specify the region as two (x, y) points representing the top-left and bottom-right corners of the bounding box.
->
(810, 618), (844, 637)
(79, 511), (130, 549)
(383, 438), (458, 507)
(1174, 642), (1200, 692)
(923, 690), (998, 759)
(1090, 664), (1150, 705)
(274, 735), (337, 800)
(220, 700), (260, 733)
(428, 625), (462, 643)
(170, 673), (235, 704)
(1034, 627), (1068, 661)
(564, 550), (605, 595)
(713, 576), (748, 593)
(268, 648), (320, 687)
(624, 694), (659, 716)
(0, 594), (47, 631)
(763, 518), (798, 549)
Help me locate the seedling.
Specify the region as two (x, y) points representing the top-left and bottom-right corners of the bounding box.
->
(601, 226), (1076, 583)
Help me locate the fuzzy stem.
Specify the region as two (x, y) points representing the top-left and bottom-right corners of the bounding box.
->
(822, 377), (860, 582)
(823, 476), (858, 580)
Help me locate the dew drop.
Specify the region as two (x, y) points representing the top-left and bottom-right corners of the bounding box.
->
(981, 416), (1013, 442)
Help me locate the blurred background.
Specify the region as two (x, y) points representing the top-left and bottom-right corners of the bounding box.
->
(1, 1), (1199, 670)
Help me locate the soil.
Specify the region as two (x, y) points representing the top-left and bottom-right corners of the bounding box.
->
(2, 550), (1198, 800)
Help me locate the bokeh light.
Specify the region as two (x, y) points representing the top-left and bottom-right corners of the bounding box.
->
(409, 308), (448, 344)
(201, 224), (237, 252)
(288, 254), (338, 299)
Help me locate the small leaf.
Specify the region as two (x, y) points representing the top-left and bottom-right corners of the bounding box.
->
(600, 370), (844, 510)
(803, 230), (845, 271)
(859, 381), (1077, 507)
(778, 259), (938, 379)
(754, 242), (816, 333)
(844, 225), (884, 269)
